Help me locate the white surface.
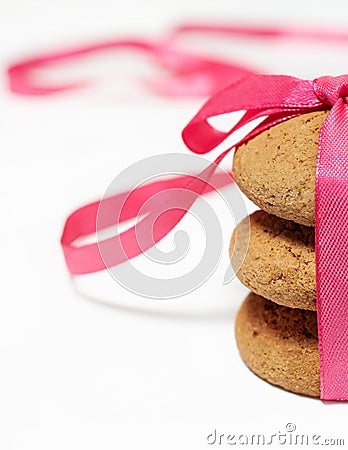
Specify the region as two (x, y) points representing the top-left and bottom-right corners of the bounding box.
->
(1, 1), (348, 449)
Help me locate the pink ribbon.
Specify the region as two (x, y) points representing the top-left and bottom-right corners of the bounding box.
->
(61, 170), (233, 275)
(173, 22), (348, 42)
(313, 76), (348, 400)
(7, 38), (253, 97)
(7, 23), (348, 400)
(8, 22), (348, 98)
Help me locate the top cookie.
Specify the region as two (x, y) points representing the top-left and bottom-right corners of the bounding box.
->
(233, 111), (329, 226)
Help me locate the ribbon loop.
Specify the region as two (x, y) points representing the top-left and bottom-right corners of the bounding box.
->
(182, 74), (323, 155)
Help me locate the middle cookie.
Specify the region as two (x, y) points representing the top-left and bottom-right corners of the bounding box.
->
(230, 210), (316, 310)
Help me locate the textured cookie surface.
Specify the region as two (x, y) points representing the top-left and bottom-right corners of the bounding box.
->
(233, 111), (329, 226)
(235, 293), (320, 397)
(230, 210), (316, 310)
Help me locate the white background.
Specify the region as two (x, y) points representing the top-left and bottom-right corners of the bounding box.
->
(1, 1), (348, 449)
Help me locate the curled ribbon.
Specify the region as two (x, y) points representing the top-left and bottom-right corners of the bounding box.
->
(7, 38), (253, 97)
(8, 22), (348, 98)
(8, 23), (348, 400)
(61, 170), (232, 275)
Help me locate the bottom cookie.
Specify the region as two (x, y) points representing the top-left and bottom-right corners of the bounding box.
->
(235, 293), (320, 397)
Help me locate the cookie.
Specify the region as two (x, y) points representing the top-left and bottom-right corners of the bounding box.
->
(233, 111), (329, 226)
(230, 210), (316, 310)
(235, 292), (320, 397)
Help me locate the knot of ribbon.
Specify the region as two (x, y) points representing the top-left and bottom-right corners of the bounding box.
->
(313, 75), (348, 106)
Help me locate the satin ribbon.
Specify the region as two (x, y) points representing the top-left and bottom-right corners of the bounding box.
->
(61, 170), (233, 275)
(8, 23), (348, 400)
(182, 74), (348, 401)
(7, 39), (253, 97)
(8, 23), (348, 98)
(173, 22), (348, 42)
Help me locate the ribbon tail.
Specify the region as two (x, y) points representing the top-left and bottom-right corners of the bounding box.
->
(316, 99), (348, 400)
(61, 169), (233, 275)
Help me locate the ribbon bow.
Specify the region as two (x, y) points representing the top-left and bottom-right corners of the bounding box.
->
(182, 73), (348, 401)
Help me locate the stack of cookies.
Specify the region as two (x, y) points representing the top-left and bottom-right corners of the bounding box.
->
(229, 110), (329, 398)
